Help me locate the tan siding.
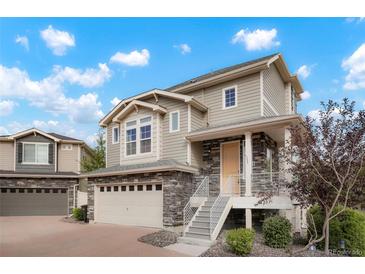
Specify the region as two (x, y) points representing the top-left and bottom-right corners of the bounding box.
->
(119, 107), (157, 165)
(191, 106), (205, 131)
(0, 141), (14, 171)
(263, 64), (286, 115)
(160, 97), (188, 164)
(191, 141), (203, 168)
(187, 73), (261, 127)
(263, 100), (277, 117)
(106, 122), (120, 167)
(58, 144), (79, 173)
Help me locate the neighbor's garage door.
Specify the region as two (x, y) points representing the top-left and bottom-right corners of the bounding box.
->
(95, 184), (163, 228)
(0, 188), (68, 216)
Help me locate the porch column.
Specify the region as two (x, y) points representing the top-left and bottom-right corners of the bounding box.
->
(245, 208), (252, 229)
(284, 127), (292, 184)
(244, 132), (252, 196)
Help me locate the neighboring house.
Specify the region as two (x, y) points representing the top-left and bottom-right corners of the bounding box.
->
(0, 128), (92, 216)
(82, 53), (306, 242)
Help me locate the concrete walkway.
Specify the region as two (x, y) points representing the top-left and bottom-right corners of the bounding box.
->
(0, 216), (186, 257)
(164, 243), (209, 256)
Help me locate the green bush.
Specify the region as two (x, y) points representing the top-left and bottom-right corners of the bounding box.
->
(72, 208), (85, 221)
(307, 205), (365, 256)
(263, 215), (292, 248)
(226, 228), (256, 256)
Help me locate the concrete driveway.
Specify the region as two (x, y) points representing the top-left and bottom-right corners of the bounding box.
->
(0, 216), (186, 257)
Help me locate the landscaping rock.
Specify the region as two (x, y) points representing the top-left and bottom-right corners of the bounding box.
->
(62, 216), (87, 224)
(201, 230), (341, 257)
(138, 230), (178, 247)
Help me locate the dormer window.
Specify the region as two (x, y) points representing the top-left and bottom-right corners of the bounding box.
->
(112, 126), (120, 144)
(223, 86), (237, 109)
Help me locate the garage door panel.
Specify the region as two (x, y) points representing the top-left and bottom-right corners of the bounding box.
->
(0, 189), (68, 216)
(96, 185), (163, 228)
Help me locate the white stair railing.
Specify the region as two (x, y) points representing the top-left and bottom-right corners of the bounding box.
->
(183, 176), (209, 233)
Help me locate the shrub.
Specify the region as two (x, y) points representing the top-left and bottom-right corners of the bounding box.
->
(307, 205), (365, 256)
(72, 208), (85, 221)
(263, 215), (292, 248)
(226, 228), (256, 256)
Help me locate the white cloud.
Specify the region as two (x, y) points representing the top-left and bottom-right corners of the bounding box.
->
(110, 49), (150, 66)
(0, 100), (17, 116)
(342, 43), (365, 90)
(174, 43), (191, 55)
(40, 25), (75, 56)
(110, 97), (121, 106)
(300, 91), (311, 100)
(345, 17), (365, 23)
(308, 109), (321, 121)
(232, 28), (280, 51)
(15, 35), (29, 51)
(0, 64), (105, 123)
(296, 65), (311, 79)
(52, 63), (111, 88)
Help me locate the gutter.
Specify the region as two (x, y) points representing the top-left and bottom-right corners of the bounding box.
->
(0, 173), (79, 178)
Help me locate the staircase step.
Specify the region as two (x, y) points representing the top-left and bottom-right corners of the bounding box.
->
(195, 216), (209, 222)
(178, 237), (213, 247)
(188, 226), (210, 234)
(185, 231), (211, 240)
(192, 220), (210, 228)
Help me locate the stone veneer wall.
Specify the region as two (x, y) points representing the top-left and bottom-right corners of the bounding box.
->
(198, 132), (278, 195)
(0, 177), (78, 215)
(86, 171), (195, 227)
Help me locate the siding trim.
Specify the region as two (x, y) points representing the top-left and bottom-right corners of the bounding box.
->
(260, 71), (264, 116)
(78, 144), (81, 174)
(263, 96), (279, 115)
(13, 140), (16, 171)
(187, 104), (192, 133)
(187, 140), (191, 165)
(55, 142), (58, 172)
(105, 129), (108, 168)
(156, 113), (161, 160)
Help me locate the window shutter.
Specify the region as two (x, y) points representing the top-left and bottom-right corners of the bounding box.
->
(17, 142), (23, 163)
(48, 143), (54, 164)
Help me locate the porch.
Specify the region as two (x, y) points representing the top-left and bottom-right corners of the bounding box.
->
(181, 116), (302, 243)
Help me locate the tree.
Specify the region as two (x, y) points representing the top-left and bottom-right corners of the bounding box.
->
(283, 98), (365, 255)
(81, 129), (106, 172)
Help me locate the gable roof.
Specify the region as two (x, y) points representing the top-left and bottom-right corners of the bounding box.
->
(166, 53), (303, 97)
(100, 89), (208, 126)
(0, 128), (84, 144)
(112, 99), (167, 122)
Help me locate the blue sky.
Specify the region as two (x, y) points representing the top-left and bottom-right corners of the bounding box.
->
(0, 18), (364, 145)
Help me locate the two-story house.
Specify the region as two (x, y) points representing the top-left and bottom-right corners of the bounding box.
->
(0, 128), (92, 216)
(82, 53), (305, 243)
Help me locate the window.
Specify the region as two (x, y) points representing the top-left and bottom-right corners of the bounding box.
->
(23, 143), (49, 164)
(112, 126), (120, 144)
(1, 188), (7, 193)
(100, 186), (105, 192)
(155, 184), (162, 191)
(52, 189), (58, 193)
(121, 185), (126, 191)
(61, 144), (72, 150)
(146, 185), (152, 191)
(169, 111), (180, 132)
(36, 189), (42, 193)
(61, 189), (67, 193)
(223, 86), (237, 109)
(137, 185), (143, 191)
(113, 186), (119, 192)
(19, 188), (25, 193)
(45, 189), (50, 193)
(125, 116), (152, 156)
(10, 188), (16, 193)
(27, 188), (33, 193)
(107, 186), (111, 192)
(140, 125), (151, 153)
(129, 185), (134, 191)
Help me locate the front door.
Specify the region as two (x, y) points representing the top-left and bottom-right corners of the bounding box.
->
(221, 141), (240, 195)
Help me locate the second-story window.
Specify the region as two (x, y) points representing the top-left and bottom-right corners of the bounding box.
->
(125, 116), (152, 156)
(112, 126), (120, 144)
(23, 143), (49, 164)
(169, 111), (180, 132)
(223, 86), (237, 109)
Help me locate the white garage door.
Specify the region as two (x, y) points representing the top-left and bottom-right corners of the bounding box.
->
(95, 184), (163, 228)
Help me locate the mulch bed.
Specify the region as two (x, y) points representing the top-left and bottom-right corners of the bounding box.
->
(138, 230), (179, 247)
(201, 231), (339, 257)
(62, 216), (88, 224)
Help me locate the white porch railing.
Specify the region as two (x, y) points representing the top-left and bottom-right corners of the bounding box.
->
(183, 176), (209, 232)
